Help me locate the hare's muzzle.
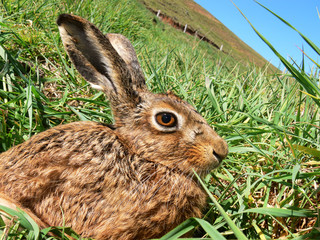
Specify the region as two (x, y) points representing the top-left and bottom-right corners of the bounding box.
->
(208, 137), (228, 165)
(212, 138), (228, 162)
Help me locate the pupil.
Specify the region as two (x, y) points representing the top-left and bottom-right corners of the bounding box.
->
(162, 114), (172, 123)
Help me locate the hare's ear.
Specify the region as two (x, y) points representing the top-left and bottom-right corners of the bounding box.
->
(57, 14), (143, 122)
(107, 33), (147, 92)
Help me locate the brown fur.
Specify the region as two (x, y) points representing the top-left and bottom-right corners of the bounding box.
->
(0, 14), (228, 239)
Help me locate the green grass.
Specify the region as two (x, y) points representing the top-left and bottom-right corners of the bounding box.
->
(1, 0), (319, 239)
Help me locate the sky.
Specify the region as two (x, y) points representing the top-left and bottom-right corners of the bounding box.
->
(194, 0), (320, 72)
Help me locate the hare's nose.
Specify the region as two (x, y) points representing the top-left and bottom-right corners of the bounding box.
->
(212, 138), (228, 162)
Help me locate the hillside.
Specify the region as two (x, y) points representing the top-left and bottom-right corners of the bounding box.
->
(138, 0), (278, 72)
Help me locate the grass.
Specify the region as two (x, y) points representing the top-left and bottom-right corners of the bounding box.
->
(0, 0), (319, 239)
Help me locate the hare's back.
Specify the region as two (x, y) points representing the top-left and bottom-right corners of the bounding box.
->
(0, 121), (119, 204)
(0, 121), (117, 166)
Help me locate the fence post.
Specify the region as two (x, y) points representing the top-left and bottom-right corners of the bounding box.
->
(184, 24), (187, 33)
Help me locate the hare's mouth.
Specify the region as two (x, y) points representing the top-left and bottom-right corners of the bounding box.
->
(202, 146), (222, 169)
(212, 150), (223, 163)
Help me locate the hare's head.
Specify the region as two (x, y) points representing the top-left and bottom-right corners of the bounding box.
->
(57, 14), (228, 175)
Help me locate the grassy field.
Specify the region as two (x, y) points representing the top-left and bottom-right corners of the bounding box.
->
(0, 0), (319, 239)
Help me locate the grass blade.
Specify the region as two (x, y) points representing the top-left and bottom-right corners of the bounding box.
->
(157, 218), (198, 239)
(255, 1), (320, 56)
(232, 1), (320, 107)
(240, 207), (317, 217)
(194, 171), (248, 240)
(0, 205), (36, 232)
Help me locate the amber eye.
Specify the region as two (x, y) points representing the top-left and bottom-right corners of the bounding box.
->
(155, 112), (177, 128)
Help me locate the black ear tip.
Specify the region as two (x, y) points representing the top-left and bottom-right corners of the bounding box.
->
(57, 14), (87, 29)
(57, 14), (70, 26)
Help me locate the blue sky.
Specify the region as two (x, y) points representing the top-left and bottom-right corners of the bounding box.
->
(194, 0), (320, 72)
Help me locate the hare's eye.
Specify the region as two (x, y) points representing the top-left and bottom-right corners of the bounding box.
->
(156, 112), (177, 127)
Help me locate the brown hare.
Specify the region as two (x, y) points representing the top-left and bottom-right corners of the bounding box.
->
(0, 14), (228, 239)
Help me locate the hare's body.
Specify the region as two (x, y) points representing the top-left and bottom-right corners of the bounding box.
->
(0, 14), (228, 239)
(0, 121), (206, 239)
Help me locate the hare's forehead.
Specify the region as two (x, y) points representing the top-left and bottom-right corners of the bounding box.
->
(139, 93), (205, 120)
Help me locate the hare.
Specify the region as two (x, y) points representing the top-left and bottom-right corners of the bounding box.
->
(0, 14), (228, 239)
